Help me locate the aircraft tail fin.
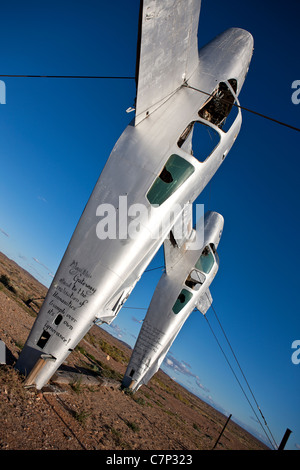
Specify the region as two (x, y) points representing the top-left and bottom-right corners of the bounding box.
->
(135, 0), (201, 125)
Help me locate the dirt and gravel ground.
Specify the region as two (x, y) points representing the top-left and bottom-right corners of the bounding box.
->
(0, 251), (268, 451)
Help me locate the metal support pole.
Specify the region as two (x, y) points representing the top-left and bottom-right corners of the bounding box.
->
(23, 357), (47, 387)
(278, 428), (292, 450)
(212, 414), (232, 450)
(0, 340), (6, 364)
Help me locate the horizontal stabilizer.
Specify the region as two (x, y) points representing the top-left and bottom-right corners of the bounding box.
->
(196, 289), (212, 315)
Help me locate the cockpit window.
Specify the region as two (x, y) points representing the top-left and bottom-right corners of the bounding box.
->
(195, 246), (215, 274)
(177, 81), (238, 161)
(198, 79), (238, 132)
(172, 289), (193, 314)
(147, 154), (194, 206)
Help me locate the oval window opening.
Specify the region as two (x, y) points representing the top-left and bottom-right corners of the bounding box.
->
(147, 154), (194, 206)
(172, 289), (193, 314)
(198, 79), (239, 132)
(177, 121), (220, 162)
(195, 246), (215, 274)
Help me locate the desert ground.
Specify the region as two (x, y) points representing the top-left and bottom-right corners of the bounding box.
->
(0, 251), (269, 451)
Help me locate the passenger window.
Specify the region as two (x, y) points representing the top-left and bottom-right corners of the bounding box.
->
(37, 330), (51, 349)
(177, 121), (220, 162)
(54, 314), (63, 325)
(172, 289), (193, 314)
(185, 269), (206, 291)
(147, 154), (195, 206)
(195, 246), (215, 274)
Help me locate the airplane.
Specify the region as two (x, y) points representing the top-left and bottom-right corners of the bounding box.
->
(15, 0), (253, 390)
(122, 210), (224, 391)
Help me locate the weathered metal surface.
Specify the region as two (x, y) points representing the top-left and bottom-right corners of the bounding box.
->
(135, 0), (201, 125)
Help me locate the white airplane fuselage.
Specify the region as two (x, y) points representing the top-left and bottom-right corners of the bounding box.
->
(16, 28), (253, 389)
(122, 211), (224, 391)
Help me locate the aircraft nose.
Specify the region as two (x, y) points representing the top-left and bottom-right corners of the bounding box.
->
(219, 27), (254, 95)
(230, 27), (254, 87)
(205, 211), (224, 230)
(198, 27), (254, 96)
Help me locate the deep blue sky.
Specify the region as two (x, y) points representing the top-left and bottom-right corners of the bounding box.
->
(0, 0), (299, 450)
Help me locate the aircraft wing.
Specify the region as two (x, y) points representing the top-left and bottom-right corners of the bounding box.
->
(196, 288), (213, 315)
(135, 0), (201, 125)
